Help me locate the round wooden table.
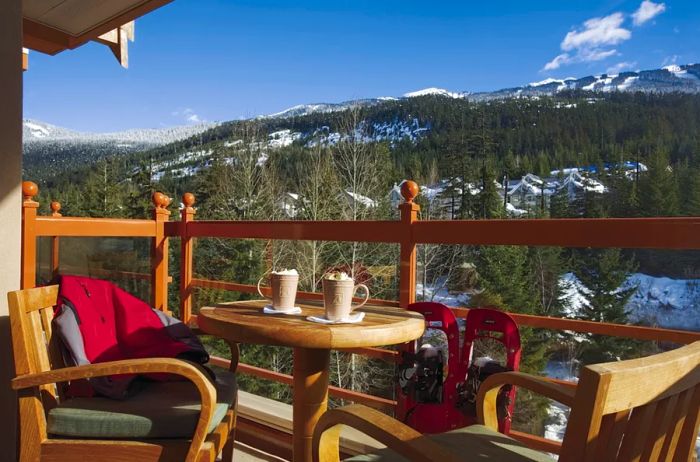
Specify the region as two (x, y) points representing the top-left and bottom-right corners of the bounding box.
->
(197, 299), (425, 462)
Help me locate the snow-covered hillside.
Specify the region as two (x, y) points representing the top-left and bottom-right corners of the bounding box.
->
(403, 87), (465, 99)
(146, 118), (430, 181)
(23, 119), (216, 147)
(560, 272), (700, 331)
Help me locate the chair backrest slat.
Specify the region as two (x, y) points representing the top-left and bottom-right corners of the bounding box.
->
(595, 410), (630, 460)
(659, 388), (694, 462)
(673, 386), (700, 462)
(8, 285), (60, 448)
(616, 401), (657, 462)
(560, 342), (700, 462)
(39, 306), (53, 343)
(9, 286), (61, 404)
(642, 394), (679, 462)
(28, 310), (51, 374)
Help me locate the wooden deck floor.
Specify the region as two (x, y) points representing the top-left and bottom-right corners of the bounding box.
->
(233, 441), (287, 462)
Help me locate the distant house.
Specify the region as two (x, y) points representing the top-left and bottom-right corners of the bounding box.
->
(279, 192), (301, 218)
(389, 161), (636, 219)
(343, 190), (377, 209)
(506, 173), (549, 210)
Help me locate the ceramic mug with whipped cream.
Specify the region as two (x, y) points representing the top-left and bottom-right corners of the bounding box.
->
(257, 269), (299, 310)
(322, 272), (369, 321)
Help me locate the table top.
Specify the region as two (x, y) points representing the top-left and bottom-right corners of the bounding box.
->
(197, 299), (425, 349)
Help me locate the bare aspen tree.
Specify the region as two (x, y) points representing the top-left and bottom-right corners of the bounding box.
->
(293, 144), (341, 291)
(415, 167), (467, 302)
(328, 106), (395, 395)
(332, 105), (392, 282)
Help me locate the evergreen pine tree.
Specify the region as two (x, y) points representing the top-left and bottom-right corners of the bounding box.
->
(573, 248), (637, 363)
(639, 150), (679, 217)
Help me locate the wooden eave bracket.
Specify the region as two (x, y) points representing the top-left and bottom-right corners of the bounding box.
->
(95, 22), (135, 68)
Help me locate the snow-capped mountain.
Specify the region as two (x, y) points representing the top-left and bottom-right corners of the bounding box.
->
(261, 98), (382, 119)
(22, 119), (218, 181)
(402, 87), (464, 98)
(423, 63), (700, 101)
(267, 64), (700, 118)
(23, 119), (216, 146)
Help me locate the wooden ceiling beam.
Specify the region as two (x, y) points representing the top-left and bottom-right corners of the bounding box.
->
(22, 18), (70, 55)
(22, 0), (171, 58)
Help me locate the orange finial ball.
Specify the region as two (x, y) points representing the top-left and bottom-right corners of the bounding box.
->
(183, 192), (195, 207)
(152, 191), (166, 208)
(400, 180), (419, 203)
(22, 181), (38, 200)
(164, 196), (173, 207)
(50, 201), (61, 214)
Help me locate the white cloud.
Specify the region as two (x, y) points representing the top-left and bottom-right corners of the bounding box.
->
(172, 107), (206, 124)
(544, 48), (618, 71)
(632, 1), (666, 26)
(580, 48), (618, 61)
(607, 61), (637, 74)
(543, 13), (630, 71)
(561, 13), (631, 51)
(544, 53), (571, 71)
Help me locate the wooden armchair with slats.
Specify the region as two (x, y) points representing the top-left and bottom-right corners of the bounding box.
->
(314, 341), (700, 462)
(9, 285), (239, 462)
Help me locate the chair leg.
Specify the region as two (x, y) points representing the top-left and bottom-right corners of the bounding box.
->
(221, 411), (237, 462)
(221, 437), (234, 462)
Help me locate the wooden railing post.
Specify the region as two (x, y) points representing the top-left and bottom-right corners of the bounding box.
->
(397, 180), (420, 420)
(50, 201), (61, 279)
(398, 180), (419, 308)
(179, 192), (195, 324)
(21, 181), (39, 289)
(151, 192), (171, 313)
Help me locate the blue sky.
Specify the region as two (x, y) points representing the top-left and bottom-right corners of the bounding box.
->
(23, 0), (699, 132)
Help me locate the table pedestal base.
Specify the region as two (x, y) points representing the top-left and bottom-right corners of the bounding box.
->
(293, 347), (330, 462)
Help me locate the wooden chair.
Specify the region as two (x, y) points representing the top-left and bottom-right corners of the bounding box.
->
(9, 285), (239, 462)
(314, 341), (700, 462)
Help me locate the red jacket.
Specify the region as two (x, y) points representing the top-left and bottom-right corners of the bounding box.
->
(54, 275), (208, 398)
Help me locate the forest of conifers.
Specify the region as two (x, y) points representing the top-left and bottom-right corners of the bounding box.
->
(27, 91), (700, 435)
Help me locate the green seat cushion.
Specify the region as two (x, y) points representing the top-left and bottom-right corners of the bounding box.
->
(345, 424), (555, 462)
(48, 369), (237, 439)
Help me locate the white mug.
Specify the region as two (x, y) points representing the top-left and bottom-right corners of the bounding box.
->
(322, 278), (369, 321)
(257, 273), (299, 310)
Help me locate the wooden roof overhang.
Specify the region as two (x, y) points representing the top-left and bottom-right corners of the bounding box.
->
(22, 0), (173, 68)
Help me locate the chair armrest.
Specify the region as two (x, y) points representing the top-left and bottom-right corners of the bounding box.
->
(312, 404), (462, 462)
(13, 358), (216, 462)
(476, 371), (577, 431)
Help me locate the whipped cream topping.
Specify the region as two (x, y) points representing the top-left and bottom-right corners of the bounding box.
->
(325, 271), (352, 281)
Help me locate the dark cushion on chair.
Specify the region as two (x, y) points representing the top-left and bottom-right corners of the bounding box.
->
(47, 369), (237, 439)
(345, 424), (555, 462)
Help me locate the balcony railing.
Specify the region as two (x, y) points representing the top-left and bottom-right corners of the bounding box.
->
(19, 180), (700, 458)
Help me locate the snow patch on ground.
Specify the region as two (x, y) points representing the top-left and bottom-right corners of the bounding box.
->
(560, 272), (700, 330)
(624, 274), (700, 330)
(268, 129), (302, 148)
(506, 202), (528, 216)
(416, 278), (469, 307)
